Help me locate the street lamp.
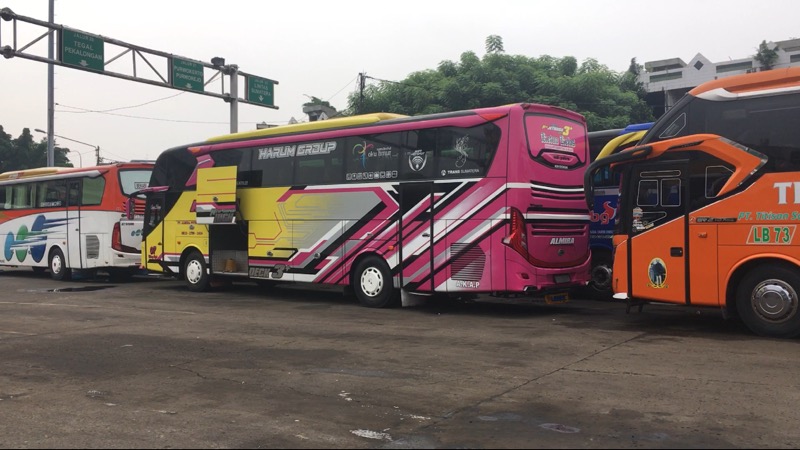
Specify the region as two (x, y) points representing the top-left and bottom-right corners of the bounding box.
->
(34, 129), (98, 168)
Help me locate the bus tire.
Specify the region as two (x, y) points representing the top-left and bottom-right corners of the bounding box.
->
(49, 248), (71, 281)
(736, 265), (800, 338)
(352, 256), (398, 308)
(588, 253), (614, 300)
(183, 251), (211, 292)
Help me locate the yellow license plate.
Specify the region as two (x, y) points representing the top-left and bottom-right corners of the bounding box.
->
(545, 292), (570, 304)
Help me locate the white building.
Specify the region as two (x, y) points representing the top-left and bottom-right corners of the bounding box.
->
(638, 38), (800, 117)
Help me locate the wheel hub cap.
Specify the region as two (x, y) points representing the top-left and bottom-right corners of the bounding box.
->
(752, 279), (798, 324)
(186, 260), (203, 284)
(361, 267), (383, 297)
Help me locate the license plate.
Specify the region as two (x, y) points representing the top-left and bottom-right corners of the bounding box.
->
(554, 274), (571, 284)
(545, 292), (569, 304)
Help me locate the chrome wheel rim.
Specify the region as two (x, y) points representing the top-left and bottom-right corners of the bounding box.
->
(186, 259), (204, 285)
(751, 279), (798, 324)
(360, 267), (383, 297)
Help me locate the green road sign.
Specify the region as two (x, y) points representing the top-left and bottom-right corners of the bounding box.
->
(246, 75), (275, 107)
(172, 58), (204, 92)
(61, 29), (104, 72)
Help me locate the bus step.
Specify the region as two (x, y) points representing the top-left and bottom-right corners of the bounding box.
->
(625, 300), (647, 314)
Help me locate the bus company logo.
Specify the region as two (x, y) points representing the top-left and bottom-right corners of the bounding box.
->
(257, 141), (337, 160)
(590, 201), (617, 225)
(549, 237), (574, 245)
(647, 258), (667, 289)
(541, 124), (573, 136)
(409, 150), (428, 172)
(352, 141), (374, 169)
(454, 135), (470, 168)
(3, 215), (65, 263)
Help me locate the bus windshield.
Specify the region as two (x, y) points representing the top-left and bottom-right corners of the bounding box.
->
(119, 169), (152, 195)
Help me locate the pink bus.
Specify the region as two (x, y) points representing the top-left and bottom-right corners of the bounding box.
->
(139, 104), (591, 307)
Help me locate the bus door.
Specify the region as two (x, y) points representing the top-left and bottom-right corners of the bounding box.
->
(143, 191), (166, 270)
(399, 182), (435, 292)
(626, 162), (689, 304)
(196, 166), (238, 225)
(66, 179), (83, 269)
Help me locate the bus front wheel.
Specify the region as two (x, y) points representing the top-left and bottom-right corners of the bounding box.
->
(736, 265), (800, 338)
(183, 251), (211, 292)
(352, 256), (398, 308)
(49, 248), (71, 281)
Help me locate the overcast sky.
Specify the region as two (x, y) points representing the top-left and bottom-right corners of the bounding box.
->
(0, 0), (797, 167)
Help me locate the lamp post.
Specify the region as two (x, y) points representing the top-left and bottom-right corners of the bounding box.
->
(34, 129), (97, 168)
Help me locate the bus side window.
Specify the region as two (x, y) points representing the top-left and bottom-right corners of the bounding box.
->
(0, 186), (8, 210)
(12, 184), (33, 209)
(637, 180), (659, 206)
(67, 181), (81, 206)
(82, 177), (105, 206)
(37, 180), (67, 208)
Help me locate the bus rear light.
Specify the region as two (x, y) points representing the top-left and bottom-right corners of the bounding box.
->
(503, 207), (529, 260)
(112, 222), (139, 254)
(112, 222), (123, 252)
(478, 112), (507, 122)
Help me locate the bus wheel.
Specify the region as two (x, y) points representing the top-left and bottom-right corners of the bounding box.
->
(49, 248), (71, 281)
(183, 251), (211, 292)
(353, 256), (398, 308)
(588, 254), (614, 300)
(736, 265), (800, 338)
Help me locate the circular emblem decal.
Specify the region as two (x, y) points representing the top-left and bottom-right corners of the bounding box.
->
(647, 258), (667, 289)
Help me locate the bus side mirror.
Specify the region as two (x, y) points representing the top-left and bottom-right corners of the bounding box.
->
(125, 196), (135, 220)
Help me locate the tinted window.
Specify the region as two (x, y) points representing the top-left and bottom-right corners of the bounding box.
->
(82, 177), (105, 205)
(36, 179), (67, 208)
(436, 126), (494, 178)
(0, 186), (7, 210)
(212, 149), (259, 187)
(251, 143), (295, 187)
(293, 140), (344, 185)
(345, 133), (401, 183)
(401, 129), (436, 180)
(151, 147), (197, 191)
(11, 184), (34, 209)
(647, 92), (800, 171)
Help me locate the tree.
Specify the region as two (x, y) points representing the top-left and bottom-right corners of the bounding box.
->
(346, 39), (654, 131)
(754, 40), (779, 71)
(0, 126), (73, 172)
(485, 35), (504, 54)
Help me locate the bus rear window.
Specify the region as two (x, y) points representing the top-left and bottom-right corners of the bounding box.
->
(525, 114), (587, 167)
(120, 169), (152, 195)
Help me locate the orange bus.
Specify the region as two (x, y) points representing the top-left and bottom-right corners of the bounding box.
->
(0, 163), (152, 281)
(585, 66), (800, 337)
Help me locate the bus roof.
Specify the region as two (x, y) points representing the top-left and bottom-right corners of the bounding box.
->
(689, 66), (800, 96)
(207, 113), (407, 143)
(0, 162), (153, 182)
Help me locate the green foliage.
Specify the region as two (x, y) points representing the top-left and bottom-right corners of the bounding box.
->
(754, 40), (779, 71)
(346, 41), (654, 131)
(485, 35), (504, 54)
(0, 126), (73, 173)
(302, 95), (334, 109)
